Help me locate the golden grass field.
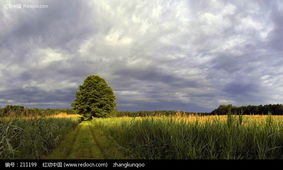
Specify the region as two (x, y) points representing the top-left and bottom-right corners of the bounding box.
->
(115, 114), (283, 124)
(1, 112), (80, 120)
(45, 112), (81, 118)
(3, 112), (283, 159)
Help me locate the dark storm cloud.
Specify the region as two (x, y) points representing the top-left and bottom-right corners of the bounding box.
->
(224, 82), (258, 97)
(1, 0), (283, 111)
(0, 87), (75, 107)
(114, 67), (199, 88)
(117, 98), (207, 112)
(16, 58), (96, 82)
(268, 5), (283, 51)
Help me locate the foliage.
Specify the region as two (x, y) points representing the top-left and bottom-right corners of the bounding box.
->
(211, 104), (283, 115)
(71, 75), (116, 119)
(116, 111), (208, 117)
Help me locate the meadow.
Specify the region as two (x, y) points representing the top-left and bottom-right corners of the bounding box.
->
(91, 115), (283, 159)
(2, 109), (283, 159)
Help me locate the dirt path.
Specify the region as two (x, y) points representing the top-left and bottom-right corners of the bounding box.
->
(44, 121), (126, 159)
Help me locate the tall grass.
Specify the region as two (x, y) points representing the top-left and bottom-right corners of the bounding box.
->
(92, 116), (283, 159)
(0, 117), (80, 159)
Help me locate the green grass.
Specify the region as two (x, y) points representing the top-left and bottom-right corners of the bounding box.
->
(45, 121), (126, 159)
(92, 116), (283, 159)
(0, 117), (79, 159)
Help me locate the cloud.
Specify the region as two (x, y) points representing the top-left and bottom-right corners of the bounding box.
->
(0, 0), (283, 111)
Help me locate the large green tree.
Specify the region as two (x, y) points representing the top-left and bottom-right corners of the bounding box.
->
(71, 75), (116, 119)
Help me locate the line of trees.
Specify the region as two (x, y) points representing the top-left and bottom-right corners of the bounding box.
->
(211, 104), (283, 115)
(116, 111), (210, 117)
(0, 105), (76, 117)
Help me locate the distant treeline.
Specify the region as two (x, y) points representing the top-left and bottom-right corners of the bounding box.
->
(211, 104), (283, 115)
(4, 104), (283, 118)
(0, 105), (76, 117)
(116, 110), (210, 117)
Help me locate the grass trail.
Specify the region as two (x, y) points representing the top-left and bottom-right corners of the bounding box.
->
(44, 121), (126, 159)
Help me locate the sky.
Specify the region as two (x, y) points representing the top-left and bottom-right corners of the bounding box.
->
(0, 0), (283, 112)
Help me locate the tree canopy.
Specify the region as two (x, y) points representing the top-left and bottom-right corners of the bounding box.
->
(71, 75), (116, 119)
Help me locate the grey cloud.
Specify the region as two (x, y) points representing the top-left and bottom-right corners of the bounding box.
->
(117, 98), (207, 112)
(268, 5), (283, 51)
(224, 82), (258, 97)
(0, 0), (283, 111)
(0, 87), (75, 107)
(113, 67), (199, 88)
(0, 0), (94, 61)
